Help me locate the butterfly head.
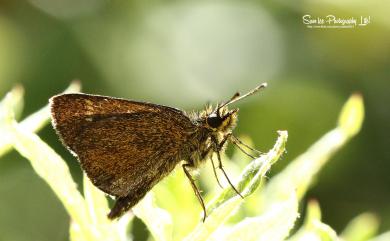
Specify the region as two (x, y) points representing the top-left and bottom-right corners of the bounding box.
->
(205, 106), (238, 132)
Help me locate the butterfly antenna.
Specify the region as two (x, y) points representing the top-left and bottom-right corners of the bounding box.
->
(217, 83), (267, 115)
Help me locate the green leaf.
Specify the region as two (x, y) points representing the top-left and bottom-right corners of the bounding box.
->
(0, 84), (24, 121)
(0, 81), (81, 157)
(82, 174), (129, 241)
(260, 94), (365, 205)
(152, 170), (200, 240)
(133, 192), (173, 241)
(341, 213), (379, 241)
(84, 174), (131, 241)
(9, 121), (95, 240)
(9, 121), (97, 239)
(338, 93), (364, 138)
(20, 81), (81, 132)
(288, 200), (340, 241)
(207, 130), (288, 213)
(367, 231), (390, 241)
(70, 221), (87, 241)
(0, 85), (24, 155)
(183, 196), (243, 241)
(83, 173), (111, 226)
(220, 191), (298, 241)
(183, 131), (288, 241)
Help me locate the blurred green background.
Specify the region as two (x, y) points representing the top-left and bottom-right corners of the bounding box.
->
(0, 1), (389, 241)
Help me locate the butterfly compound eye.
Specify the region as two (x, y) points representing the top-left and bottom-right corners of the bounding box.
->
(206, 115), (224, 129)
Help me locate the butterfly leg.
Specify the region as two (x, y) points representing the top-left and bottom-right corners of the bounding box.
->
(230, 135), (261, 159)
(201, 146), (224, 188)
(212, 134), (244, 199)
(210, 156), (224, 188)
(231, 135), (262, 155)
(182, 163), (207, 222)
(230, 139), (257, 159)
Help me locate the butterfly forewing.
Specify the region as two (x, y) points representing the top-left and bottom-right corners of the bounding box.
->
(50, 93), (196, 197)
